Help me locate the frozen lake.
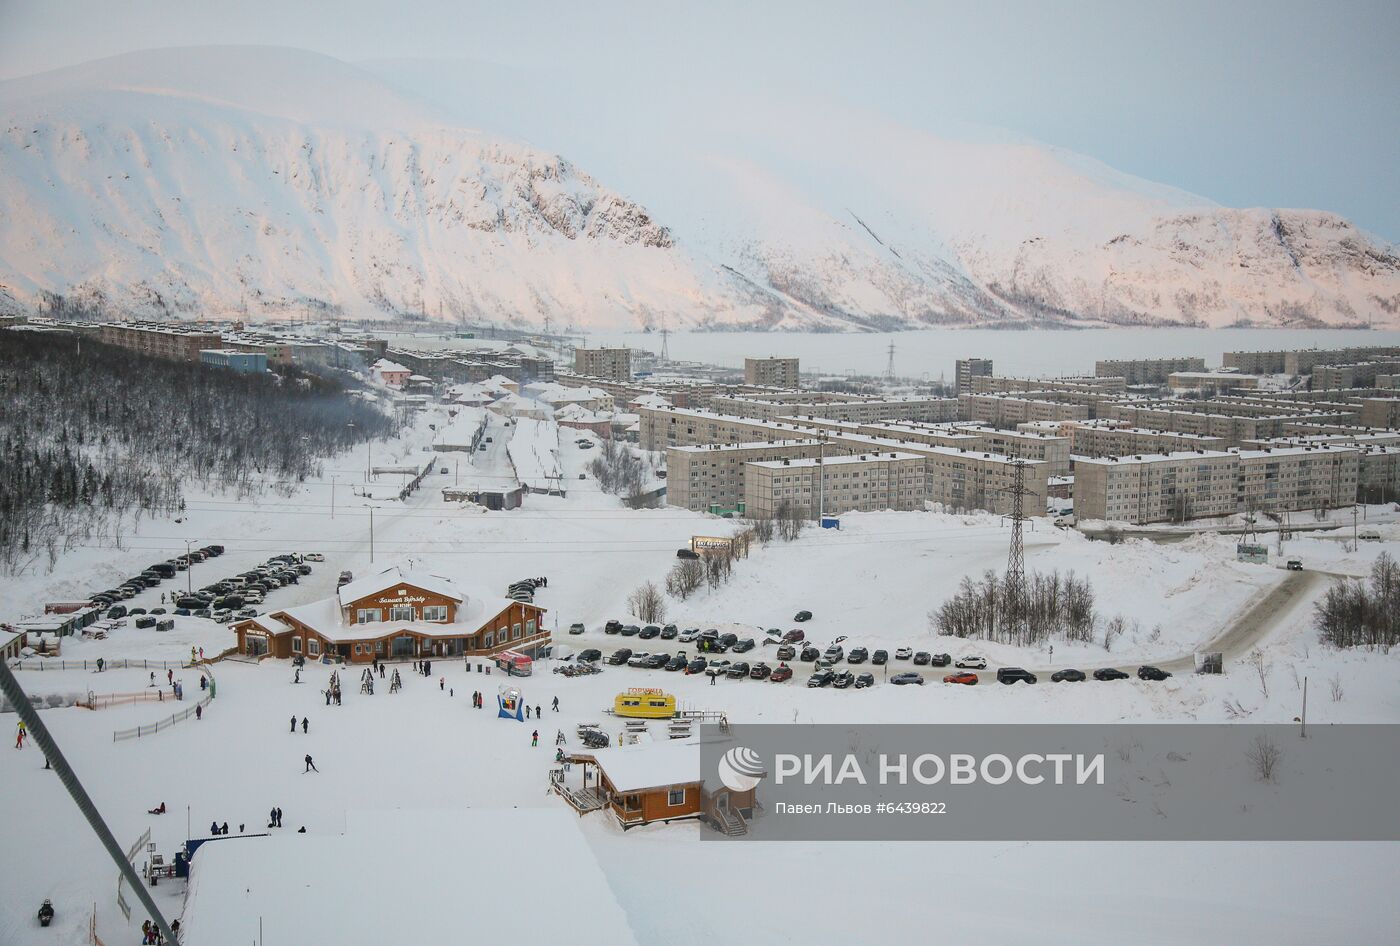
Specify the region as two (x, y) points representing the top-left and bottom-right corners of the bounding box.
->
(581, 327), (1400, 379)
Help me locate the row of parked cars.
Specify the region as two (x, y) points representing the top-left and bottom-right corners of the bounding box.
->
(89, 545), (227, 618)
(573, 647), (803, 684)
(95, 550), (323, 625)
(884, 665), (1175, 686)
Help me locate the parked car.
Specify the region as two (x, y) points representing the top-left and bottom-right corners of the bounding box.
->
(996, 667), (1038, 685)
(1137, 665), (1172, 681)
(726, 662), (750, 679)
(1093, 668), (1130, 681)
(644, 654), (669, 669)
(782, 629), (806, 643)
(845, 647), (868, 664)
(831, 670), (855, 689)
(150, 607), (167, 615)
(749, 662), (772, 680)
(806, 670), (835, 688)
(568, 623), (586, 635)
(930, 653), (952, 667)
(719, 632), (739, 648)
(793, 610), (813, 622)
(337, 571), (354, 587)
(203, 544), (225, 556)
(854, 672), (875, 689)
(620, 624), (640, 637)
(955, 655), (987, 669)
(942, 672), (979, 685)
(1051, 669), (1086, 683)
(578, 649), (602, 663)
(823, 645), (844, 662)
(705, 660), (732, 677)
(770, 665), (794, 683)
(106, 605), (128, 620)
(194, 608), (212, 619)
(236, 608), (258, 619)
(799, 646), (820, 662)
(304, 553), (325, 562)
(606, 649), (633, 665)
(895, 647), (913, 660)
(174, 608), (192, 617)
(1286, 559), (1303, 571)
(913, 651), (931, 666)
(604, 620), (623, 635)
(871, 649), (888, 665)
(686, 657), (708, 674)
(660, 624), (679, 640)
(676, 548), (700, 560)
(891, 672), (925, 686)
(626, 652), (652, 667)
(776, 644), (797, 661)
(128, 607), (147, 616)
(638, 625), (661, 640)
(665, 654), (688, 671)
(678, 627), (701, 642)
(732, 638), (755, 653)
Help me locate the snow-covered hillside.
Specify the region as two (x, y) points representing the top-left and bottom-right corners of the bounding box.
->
(2, 46), (1397, 329)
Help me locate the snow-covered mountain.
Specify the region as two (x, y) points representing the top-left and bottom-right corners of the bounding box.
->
(1, 46), (1396, 330)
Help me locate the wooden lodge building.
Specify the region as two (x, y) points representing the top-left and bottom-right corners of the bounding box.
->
(231, 567), (548, 663)
(560, 739), (758, 836)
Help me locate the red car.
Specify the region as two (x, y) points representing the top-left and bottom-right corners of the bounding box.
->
(770, 664), (794, 683)
(942, 672), (979, 685)
(782, 629), (805, 643)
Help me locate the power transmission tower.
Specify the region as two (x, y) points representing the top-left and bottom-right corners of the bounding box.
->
(1001, 460), (1033, 641)
(660, 326), (670, 362)
(885, 341), (896, 382)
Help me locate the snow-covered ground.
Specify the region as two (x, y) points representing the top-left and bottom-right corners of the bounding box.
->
(3, 402), (1399, 944)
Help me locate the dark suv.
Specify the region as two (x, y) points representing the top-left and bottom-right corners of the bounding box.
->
(847, 647), (868, 664)
(996, 667), (1038, 685)
(606, 649), (633, 665)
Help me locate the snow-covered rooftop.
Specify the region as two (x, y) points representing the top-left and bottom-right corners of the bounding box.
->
(337, 567), (463, 608)
(180, 810), (639, 946)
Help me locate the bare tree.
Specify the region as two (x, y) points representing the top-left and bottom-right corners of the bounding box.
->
(1247, 648), (1271, 698)
(1245, 734), (1282, 783)
(1329, 674), (1345, 702)
(627, 581), (667, 624)
(664, 559), (704, 600)
(750, 516), (774, 544)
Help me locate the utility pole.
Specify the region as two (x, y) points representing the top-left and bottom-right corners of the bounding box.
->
(1300, 676), (1308, 738)
(368, 505), (376, 564)
(818, 439), (826, 523)
(330, 476), (337, 520)
(0, 661), (181, 945)
(885, 341), (896, 383)
(1352, 504), (1359, 552)
(184, 539), (195, 597)
(660, 326), (670, 363)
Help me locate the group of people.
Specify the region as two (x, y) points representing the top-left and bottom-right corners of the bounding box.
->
(412, 658), (434, 676)
(140, 918), (177, 943)
(289, 715), (309, 734)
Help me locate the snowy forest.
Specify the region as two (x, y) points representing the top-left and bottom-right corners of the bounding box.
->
(0, 332), (396, 573)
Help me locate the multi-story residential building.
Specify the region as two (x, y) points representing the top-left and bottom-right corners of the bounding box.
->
(1074, 445), (1359, 524)
(1060, 424), (1230, 458)
(573, 347), (632, 382)
(1167, 371), (1263, 395)
(721, 396), (959, 425)
(969, 375), (1127, 395)
(666, 440), (824, 512)
(1359, 398), (1400, 429)
(957, 393), (1090, 428)
(1095, 357), (1207, 385)
(744, 452), (926, 519)
(946, 424), (1072, 476)
(93, 322), (223, 362)
(955, 358), (994, 394)
(743, 356), (800, 389)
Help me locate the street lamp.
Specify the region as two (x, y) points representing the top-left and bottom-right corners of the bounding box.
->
(184, 539), (197, 597)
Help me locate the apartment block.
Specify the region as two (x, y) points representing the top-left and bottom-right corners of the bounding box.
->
(573, 347), (632, 382)
(957, 393), (1090, 428)
(1095, 357), (1206, 385)
(743, 356), (800, 389)
(969, 375), (1127, 395)
(1167, 371), (1262, 395)
(722, 396), (959, 425)
(1236, 445), (1358, 513)
(743, 452), (926, 519)
(1359, 398), (1400, 429)
(1063, 424), (1230, 458)
(666, 440), (824, 512)
(94, 322), (223, 362)
(955, 358), (994, 394)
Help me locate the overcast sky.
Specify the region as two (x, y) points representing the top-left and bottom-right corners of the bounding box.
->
(2, 0), (1396, 240)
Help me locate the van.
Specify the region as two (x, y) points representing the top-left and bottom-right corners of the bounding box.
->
(1359, 528), (1381, 542)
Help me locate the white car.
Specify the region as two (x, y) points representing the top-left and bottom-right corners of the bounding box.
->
(894, 647), (914, 660)
(705, 660), (732, 677)
(677, 628), (702, 643)
(304, 553), (325, 562)
(626, 653), (652, 667)
(955, 655), (987, 670)
(242, 590), (265, 604)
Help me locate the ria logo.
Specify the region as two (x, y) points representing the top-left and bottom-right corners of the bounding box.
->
(717, 746), (766, 792)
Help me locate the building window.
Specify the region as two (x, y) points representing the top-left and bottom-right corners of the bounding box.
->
(356, 608), (382, 624)
(308, 638), (320, 656)
(526, 619), (536, 636)
(375, 641), (385, 654)
(292, 637), (302, 653)
(668, 788), (686, 806)
(422, 605), (447, 622)
(354, 644), (363, 655)
(389, 606), (415, 622)
(513, 623), (522, 640)
(485, 631), (494, 648)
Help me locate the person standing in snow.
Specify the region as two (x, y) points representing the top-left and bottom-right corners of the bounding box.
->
(14, 721), (25, 749)
(301, 717), (308, 734)
(531, 730), (539, 747)
(195, 704), (203, 721)
(290, 715), (297, 733)
(534, 704), (541, 718)
(551, 696), (559, 712)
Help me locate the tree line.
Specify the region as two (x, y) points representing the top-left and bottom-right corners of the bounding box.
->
(930, 569), (1097, 645)
(0, 331), (397, 573)
(1314, 552), (1400, 650)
